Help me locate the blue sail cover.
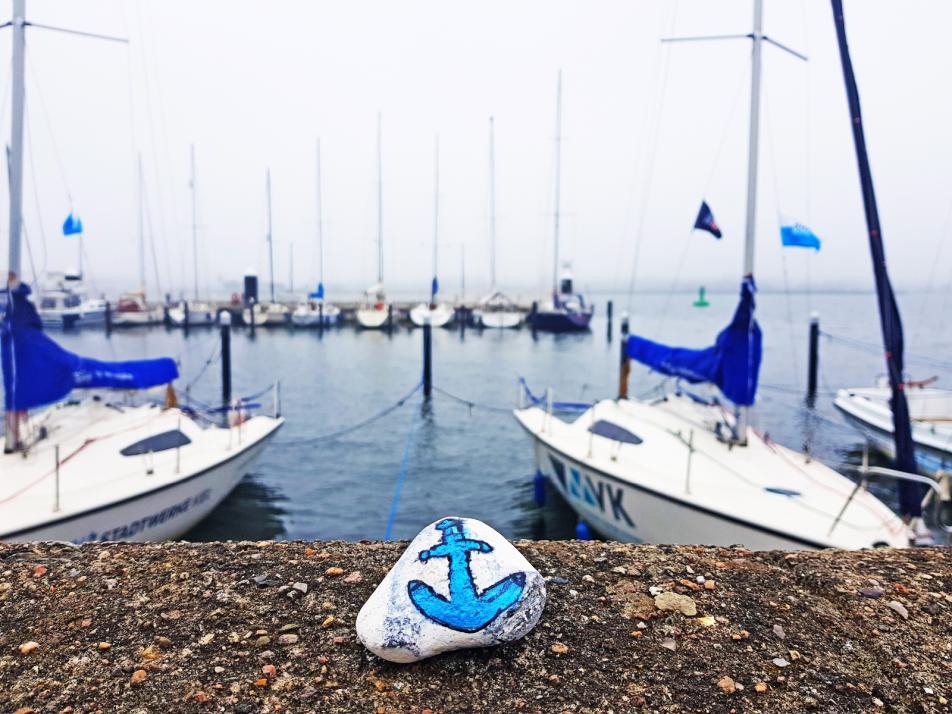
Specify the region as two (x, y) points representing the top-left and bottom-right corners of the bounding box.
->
(2, 283), (178, 411)
(626, 278), (762, 405)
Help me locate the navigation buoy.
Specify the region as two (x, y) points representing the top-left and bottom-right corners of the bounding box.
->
(693, 286), (710, 308)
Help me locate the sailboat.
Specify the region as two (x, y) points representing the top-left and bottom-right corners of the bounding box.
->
(410, 135), (455, 328)
(514, 1), (914, 550)
(292, 140), (340, 327)
(1, 0), (283, 543)
(473, 116), (523, 329)
(527, 71), (594, 333)
(112, 154), (164, 327)
(242, 169), (289, 327)
(357, 113), (391, 329)
(169, 145), (216, 327)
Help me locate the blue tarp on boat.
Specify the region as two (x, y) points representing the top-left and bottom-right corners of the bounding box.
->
(625, 277), (762, 406)
(2, 282), (178, 411)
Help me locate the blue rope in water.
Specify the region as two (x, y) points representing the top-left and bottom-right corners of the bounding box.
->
(384, 390), (423, 540)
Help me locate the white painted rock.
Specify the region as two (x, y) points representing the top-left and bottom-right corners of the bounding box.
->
(356, 516), (546, 663)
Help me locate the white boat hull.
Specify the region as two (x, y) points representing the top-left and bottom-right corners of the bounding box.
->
(474, 310), (523, 329)
(112, 309), (164, 327)
(356, 306), (390, 329)
(515, 396), (910, 550)
(3, 435), (273, 543)
(169, 305), (217, 327)
(409, 303), (455, 327)
(242, 306), (290, 326)
(291, 304), (341, 327)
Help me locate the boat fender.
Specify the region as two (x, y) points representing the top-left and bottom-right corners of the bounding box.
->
(575, 520), (591, 541)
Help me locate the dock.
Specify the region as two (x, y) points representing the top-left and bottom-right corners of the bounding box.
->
(1, 540), (948, 712)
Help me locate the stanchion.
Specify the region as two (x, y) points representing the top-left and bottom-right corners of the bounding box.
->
(249, 297), (256, 337)
(618, 314), (630, 400)
(606, 300), (613, 342)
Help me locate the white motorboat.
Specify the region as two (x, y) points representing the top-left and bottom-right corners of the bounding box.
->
(514, 4), (923, 550)
(409, 302), (455, 328)
(357, 115), (391, 330)
(835, 382), (952, 475)
(37, 271), (106, 329)
(242, 301), (289, 327)
(168, 300), (216, 327)
(515, 392), (909, 549)
(292, 298), (340, 327)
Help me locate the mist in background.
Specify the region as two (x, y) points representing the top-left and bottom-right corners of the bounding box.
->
(1, 0), (950, 300)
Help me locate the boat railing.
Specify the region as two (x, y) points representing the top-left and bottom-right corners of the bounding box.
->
(831, 445), (952, 536)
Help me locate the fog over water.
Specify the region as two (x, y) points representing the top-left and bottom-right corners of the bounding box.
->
(1, 0), (950, 301)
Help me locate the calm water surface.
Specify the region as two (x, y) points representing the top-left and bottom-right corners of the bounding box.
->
(52, 290), (952, 542)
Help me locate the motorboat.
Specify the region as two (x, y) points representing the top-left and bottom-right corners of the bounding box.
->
(111, 291), (163, 327)
(36, 271), (106, 329)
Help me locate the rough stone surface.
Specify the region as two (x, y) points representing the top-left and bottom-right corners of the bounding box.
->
(0, 541), (949, 712)
(356, 517), (546, 663)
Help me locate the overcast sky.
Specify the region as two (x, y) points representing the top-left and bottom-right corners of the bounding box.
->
(1, 0), (950, 300)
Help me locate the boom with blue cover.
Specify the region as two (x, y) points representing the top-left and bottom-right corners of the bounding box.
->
(625, 278), (762, 406)
(2, 283), (178, 411)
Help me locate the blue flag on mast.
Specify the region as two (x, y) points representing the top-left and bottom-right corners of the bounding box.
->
(62, 212), (83, 236)
(780, 223), (821, 251)
(693, 201), (722, 239)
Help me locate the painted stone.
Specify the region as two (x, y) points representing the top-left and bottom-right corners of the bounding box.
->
(356, 516), (546, 663)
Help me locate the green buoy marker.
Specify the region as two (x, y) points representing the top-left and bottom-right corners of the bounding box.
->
(693, 286), (710, 308)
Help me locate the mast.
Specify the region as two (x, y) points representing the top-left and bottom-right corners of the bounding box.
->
(432, 133), (440, 304)
(6, 0), (25, 286)
(190, 144), (198, 300)
(316, 139), (324, 295)
(289, 242), (294, 293)
(489, 116), (497, 292)
(266, 168), (274, 303)
(743, 0), (764, 278)
(830, 0), (920, 516)
(137, 153), (146, 294)
(552, 70), (563, 299)
(376, 112), (384, 285)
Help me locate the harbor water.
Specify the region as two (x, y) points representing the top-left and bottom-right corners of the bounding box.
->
(49, 289), (952, 542)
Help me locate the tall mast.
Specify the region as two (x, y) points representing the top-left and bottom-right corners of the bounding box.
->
(489, 116), (496, 291)
(743, 0), (764, 277)
(6, 0), (25, 285)
(316, 139), (324, 293)
(376, 112), (384, 285)
(190, 144), (198, 300)
(137, 153), (146, 294)
(552, 70), (563, 297)
(289, 242), (294, 293)
(432, 133), (440, 303)
(266, 168), (274, 303)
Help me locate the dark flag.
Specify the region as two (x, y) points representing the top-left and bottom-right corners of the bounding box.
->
(693, 201), (722, 239)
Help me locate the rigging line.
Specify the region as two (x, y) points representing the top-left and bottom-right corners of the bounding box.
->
(623, 0), (680, 311)
(820, 330), (952, 372)
(910, 191), (952, 346)
(133, 0), (173, 295)
(140, 163), (163, 297)
(384, 391), (423, 540)
(284, 382), (424, 448)
(432, 385), (512, 414)
(799, 0), (813, 315)
(24, 105), (49, 279)
(762, 78), (802, 389)
(24, 53), (72, 203)
(652, 55), (751, 338)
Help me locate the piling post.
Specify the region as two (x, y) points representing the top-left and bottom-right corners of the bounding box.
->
(105, 300), (112, 335)
(53, 445), (60, 512)
(422, 319), (433, 399)
(318, 302), (324, 335)
(249, 297), (256, 337)
(183, 300), (190, 336)
(387, 304), (394, 333)
(530, 300), (538, 336)
(806, 312), (820, 406)
(606, 300), (613, 342)
(220, 311), (232, 416)
(163, 293), (171, 326)
(618, 314), (630, 400)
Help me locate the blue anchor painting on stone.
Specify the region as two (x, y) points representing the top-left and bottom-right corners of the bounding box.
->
(408, 518), (526, 632)
(356, 516), (547, 663)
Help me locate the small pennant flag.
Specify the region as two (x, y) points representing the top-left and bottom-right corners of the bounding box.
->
(693, 201), (722, 239)
(780, 223), (822, 251)
(62, 212), (83, 236)
(431, 276), (439, 300)
(308, 282), (325, 299)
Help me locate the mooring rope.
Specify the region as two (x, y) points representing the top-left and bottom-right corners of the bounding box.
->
(820, 330), (952, 372)
(384, 388), (423, 540)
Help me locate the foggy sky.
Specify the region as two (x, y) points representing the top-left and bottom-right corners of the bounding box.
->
(2, 0), (951, 300)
